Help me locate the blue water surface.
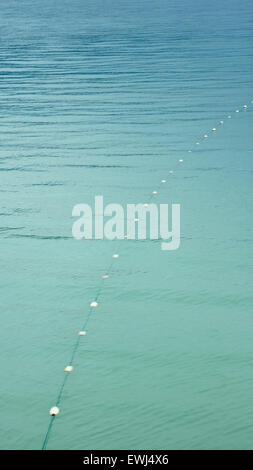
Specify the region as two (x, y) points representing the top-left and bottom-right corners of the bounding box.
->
(0, 0), (253, 450)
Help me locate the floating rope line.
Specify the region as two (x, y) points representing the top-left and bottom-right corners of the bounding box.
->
(163, 102), (252, 178)
(42, 256), (117, 450)
(42, 101), (252, 450)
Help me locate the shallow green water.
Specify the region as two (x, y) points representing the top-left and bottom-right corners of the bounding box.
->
(0, 0), (253, 450)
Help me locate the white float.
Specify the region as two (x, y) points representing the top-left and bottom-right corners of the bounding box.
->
(49, 406), (60, 416)
(78, 331), (86, 336)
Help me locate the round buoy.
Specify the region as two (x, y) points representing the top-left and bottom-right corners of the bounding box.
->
(152, 191), (157, 195)
(243, 105), (248, 109)
(204, 135), (208, 139)
(161, 180), (166, 183)
(64, 366), (73, 373)
(179, 159), (184, 163)
(212, 128), (216, 132)
(169, 170), (174, 174)
(196, 142), (200, 145)
(235, 109), (239, 113)
(112, 254), (119, 259)
(102, 275), (109, 279)
(90, 301), (98, 308)
(220, 121), (224, 125)
(188, 150), (192, 153)
(49, 406), (60, 417)
(228, 115), (232, 119)
(78, 331), (86, 336)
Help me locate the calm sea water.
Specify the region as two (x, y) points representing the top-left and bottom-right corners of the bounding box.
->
(0, 0), (253, 450)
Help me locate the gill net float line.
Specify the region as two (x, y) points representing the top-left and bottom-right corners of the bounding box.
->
(41, 101), (251, 449)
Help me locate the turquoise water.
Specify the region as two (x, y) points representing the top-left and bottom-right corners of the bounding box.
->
(0, 0), (253, 450)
